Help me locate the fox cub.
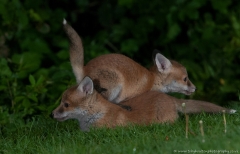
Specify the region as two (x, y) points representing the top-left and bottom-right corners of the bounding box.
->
(63, 19), (196, 103)
(52, 76), (236, 131)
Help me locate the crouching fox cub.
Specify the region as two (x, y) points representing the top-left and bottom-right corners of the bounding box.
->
(63, 19), (196, 103)
(52, 76), (236, 131)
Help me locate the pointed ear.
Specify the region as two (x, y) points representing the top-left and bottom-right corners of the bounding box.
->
(155, 53), (172, 73)
(77, 76), (94, 95)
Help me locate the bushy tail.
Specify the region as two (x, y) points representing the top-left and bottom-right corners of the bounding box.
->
(175, 99), (236, 114)
(63, 19), (84, 83)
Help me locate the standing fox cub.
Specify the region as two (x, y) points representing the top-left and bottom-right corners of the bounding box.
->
(52, 76), (236, 131)
(63, 19), (196, 103)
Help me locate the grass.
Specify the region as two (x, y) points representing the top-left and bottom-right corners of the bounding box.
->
(1, 106), (240, 154)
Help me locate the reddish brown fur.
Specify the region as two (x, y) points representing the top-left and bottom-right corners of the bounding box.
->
(52, 21), (236, 131)
(63, 21), (196, 104)
(84, 53), (195, 103)
(85, 53), (154, 102)
(52, 77), (235, 131)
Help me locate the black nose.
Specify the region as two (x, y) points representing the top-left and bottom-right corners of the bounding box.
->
(50, 112), (54, 118)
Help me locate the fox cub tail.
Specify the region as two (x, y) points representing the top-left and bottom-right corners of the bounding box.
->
(63, 19), (84, 83)
(176, 99), (236, 114)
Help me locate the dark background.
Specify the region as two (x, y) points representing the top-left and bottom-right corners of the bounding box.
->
(0, 0), (240, 125)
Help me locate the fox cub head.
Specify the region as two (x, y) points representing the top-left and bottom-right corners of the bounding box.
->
(52, 76), (102, 131)
(151, 50), (196, 95)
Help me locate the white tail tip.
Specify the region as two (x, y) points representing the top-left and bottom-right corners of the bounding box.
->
(63, 18), (67, 25)
(229, 109), (237, 114)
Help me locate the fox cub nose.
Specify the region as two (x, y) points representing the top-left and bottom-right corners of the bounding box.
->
(50, 112), (54, 118)
(191, 87), (196, 93)
(192, 86), (196, 91)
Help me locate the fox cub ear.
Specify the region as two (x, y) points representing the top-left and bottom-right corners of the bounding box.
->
(77, 76), (94, 95)
(155, 53), (172, 73)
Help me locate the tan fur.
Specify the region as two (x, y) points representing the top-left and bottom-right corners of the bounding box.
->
(63, 20), (196, 103)
(52, 77), (235, 131)
(85, 53), (154, 103)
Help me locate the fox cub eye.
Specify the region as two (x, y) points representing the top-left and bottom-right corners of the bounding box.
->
(64, 103), (69, 108)
(183, 77), (187, 82)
